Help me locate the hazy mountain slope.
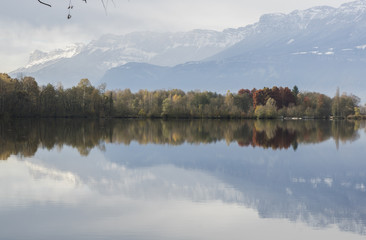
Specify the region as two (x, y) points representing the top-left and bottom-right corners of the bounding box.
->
(101, 0), (366, 97)
(10, 29), (247, 87)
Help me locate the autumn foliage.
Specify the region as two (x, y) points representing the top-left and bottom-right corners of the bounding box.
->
(0, 73), (361, 119)
(250, 87), (296, 109)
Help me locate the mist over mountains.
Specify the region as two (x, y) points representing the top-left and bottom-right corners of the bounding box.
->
(11, 29), (246, 87)
(11, 0), (366, 97)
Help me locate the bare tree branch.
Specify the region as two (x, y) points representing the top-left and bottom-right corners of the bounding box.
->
(38, 0), (51, 7)
(101, 0), (115, 15)
(101, 0), (107, 15)
(37, 0), (115, 19)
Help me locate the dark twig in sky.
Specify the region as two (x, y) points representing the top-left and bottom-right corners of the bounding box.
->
(37, 0), (113, 18)
(38, 0), (51, 7)
(68, 0), (73, 19)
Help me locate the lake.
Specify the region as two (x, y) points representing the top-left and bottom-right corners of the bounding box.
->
(1, 119), (366, 240)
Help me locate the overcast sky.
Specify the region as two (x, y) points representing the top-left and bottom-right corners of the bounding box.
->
(0, 0), (355, 72)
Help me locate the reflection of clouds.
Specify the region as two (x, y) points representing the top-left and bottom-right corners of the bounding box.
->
(292, 177), (366, 193)
(292, 177), (306, 183)
(1, 155), (245, 209)
(3, 145), (366, 238)
(294, 177), (333, 188)
(22, 156), (366, 236)
(324, 178), (333, 187)
(25, 161), (81, 186)
(310, 178), (322, 188)
(285, 188), (293, 196)
(355, 184), (366, 192)
(73, 160), (246, 204)
(0, 157), (91, 207)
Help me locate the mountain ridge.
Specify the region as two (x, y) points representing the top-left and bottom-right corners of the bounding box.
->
(100, 0), (366, 97)
(10, 28), (248, 86)
(10, 0), (366, 98)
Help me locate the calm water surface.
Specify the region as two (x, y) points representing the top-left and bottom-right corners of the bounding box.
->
(1, 119), (366, 240)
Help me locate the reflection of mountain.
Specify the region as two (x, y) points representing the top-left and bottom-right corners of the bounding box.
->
(0, 119), (363, 160)
(23, 160), (246, 204)
(3, 119), (365, 236)
(216, 161), (366, 235)
(102, 136), (366, 236)
(21, 133), (366, 236)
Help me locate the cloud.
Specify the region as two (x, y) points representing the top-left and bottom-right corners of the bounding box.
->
(0, 20), (91, 72)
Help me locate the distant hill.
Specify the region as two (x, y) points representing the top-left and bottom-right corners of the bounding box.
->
(10, 29), (247, 87)
(10, 0), (366, 98)
(101, 0), (366, 97)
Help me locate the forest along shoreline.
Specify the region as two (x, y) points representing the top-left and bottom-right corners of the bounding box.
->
(1, 73), (365, 120)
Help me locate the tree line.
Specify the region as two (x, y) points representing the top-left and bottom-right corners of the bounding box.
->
(0, 73), (362, 119)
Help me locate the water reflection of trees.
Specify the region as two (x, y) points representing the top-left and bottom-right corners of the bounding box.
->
(0, 119), (363, 160)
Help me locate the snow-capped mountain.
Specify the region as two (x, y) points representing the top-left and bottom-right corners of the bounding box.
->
(10, 29), (247, 87)
(11, 0), (366, 97)
(101, 0), (366, 97)
(26, 44), (84, 69)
